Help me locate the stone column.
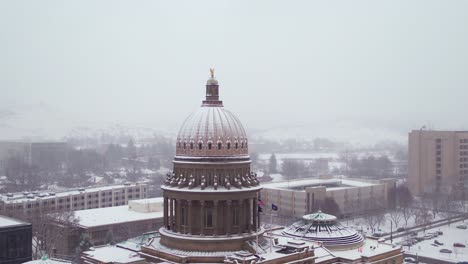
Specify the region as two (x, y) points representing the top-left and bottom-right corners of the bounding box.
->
(176, 199), (181, 233)
(253, 197), (258, 232)
(239, 200), (244, 235)
(170, 198), (174, 230)
(247, 199), (252, 233)
(226, 200), (232, 236)
(188, 200), (192, 234)
(213, 200), (218, 236)
(164, 197), (168, 228)
(200, 200), (205, 236)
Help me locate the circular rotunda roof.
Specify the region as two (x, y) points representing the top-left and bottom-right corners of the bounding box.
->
(283, 212), (364, 250)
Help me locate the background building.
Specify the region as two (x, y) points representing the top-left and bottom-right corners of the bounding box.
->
(261, 177), (396, 218)
(0, 183), (147, 215)
(0, 215), (32, 264)
(408, 130), (468, 196)
(0, 141), (68, 174)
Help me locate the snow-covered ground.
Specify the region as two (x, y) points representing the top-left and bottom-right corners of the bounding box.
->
(348, 211), (454, 236)
(400, 220), (468, 263)
(345, 213), (468, 263)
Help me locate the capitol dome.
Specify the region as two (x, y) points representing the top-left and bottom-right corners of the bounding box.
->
(175, 73), (248, 157)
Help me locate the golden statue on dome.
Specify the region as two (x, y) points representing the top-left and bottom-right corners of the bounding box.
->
(210, 68), (215, 78)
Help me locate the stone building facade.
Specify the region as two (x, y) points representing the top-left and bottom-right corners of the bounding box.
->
(408, 130), (468, 196)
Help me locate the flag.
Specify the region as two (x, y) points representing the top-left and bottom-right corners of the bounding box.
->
(258, 198), (265, 206)
(272, 204), (278, 211)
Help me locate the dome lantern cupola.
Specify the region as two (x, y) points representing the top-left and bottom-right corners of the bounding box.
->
(202, 68), (223, 106)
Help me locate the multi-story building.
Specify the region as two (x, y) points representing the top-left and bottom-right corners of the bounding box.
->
(52, 198), (163, 255)
(0, 141), (68, 173)
(261, 177), (396, 218)
(0, 215), (32, 264)
(408, 130), (468, 196)
(0, 183), (147, 215)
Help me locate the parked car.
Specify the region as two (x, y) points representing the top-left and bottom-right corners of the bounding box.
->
(424, 234), (436, 240)
(397, 227), (405, 232)
(430, 243), (439, 247)
(437, 231), (443, 235)
(440, 248), (453, 253)
(409, 231), (418, 236)
(456, 225), (467, 229)
(434, 240), (444, 246)
(403, 257), (418, 263)
(454, 243), (466, 248)
(399, 240), (413, 246)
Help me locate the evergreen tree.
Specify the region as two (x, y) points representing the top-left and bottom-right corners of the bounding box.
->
(269, 153), (278, 173)
(321, 197), (341, 216)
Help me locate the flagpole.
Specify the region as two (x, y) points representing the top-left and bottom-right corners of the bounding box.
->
(270, 210), (273, 252)
(256, 191), (259, 253)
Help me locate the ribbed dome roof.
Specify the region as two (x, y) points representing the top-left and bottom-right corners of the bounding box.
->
(175, 73), (249, 157)
(283, 212), (364, 249)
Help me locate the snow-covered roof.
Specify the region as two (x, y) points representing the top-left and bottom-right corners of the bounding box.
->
(0, 215), (29, 228)
(261, 178), (377, 190)
(74, 204), (163, 228)
(302, 211), (337, 223)
(23, 257), (71, 264)
(83, 245), (144, 263)
(0, 183), (146, 204)
(282, 212), (364, 249)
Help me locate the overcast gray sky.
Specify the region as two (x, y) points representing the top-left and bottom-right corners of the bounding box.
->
(1, 0), (468, 142)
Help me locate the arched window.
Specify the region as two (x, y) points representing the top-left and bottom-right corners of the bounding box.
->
(241, 141), (244, 149)
(227, 142), (231, 150)
(183, 142), (186, 149)
(208, 142), (212, 150)
(178, 142), (181, 148)
(245, 140), (248, 148)
(198, 142), (203, 150)
(218, 142), (222, 150)
(190, 142), (194, 149)
(235, 141), (238, 149)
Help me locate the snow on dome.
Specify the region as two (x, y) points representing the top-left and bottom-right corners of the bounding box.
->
(283, 211), (364, 250)
(302, 210), (337, 224)
(176, 106), (248, 157)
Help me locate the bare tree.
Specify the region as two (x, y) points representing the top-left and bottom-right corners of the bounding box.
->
(6, 208), (79, 259)
(389, 209), (403, 229)
(401, 206), (413, 227)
